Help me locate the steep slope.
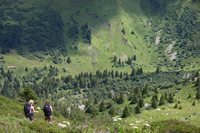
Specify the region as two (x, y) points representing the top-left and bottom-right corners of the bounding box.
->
(0, 0), (200, 76)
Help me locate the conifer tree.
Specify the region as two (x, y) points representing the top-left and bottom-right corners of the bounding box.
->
(92, 107), (99, 118)
(139, 98), (144, 108)
(195, 77), (200, 86)
(130, 68), (136, 77)
(151, 95), (155, 101)
(115, 71), (119, 77)
(168, 93), (174, 103)
(155, 94), (158, 101)
(174, 103), (178, 108)
(85, 100), (91, 108)
(99, 100), (106, 112)
(135, 104), (140, 114)
(118, 91), (125, 104)
(159, 95), (165, 106)
(130, 93), (138, 104)
(120, 72), (123, 79)
(133, 55), (136, 61)
(114, 55), (117, 62)
(188, 94), (191, 99)
(195, 71), (199, 77)
(19, 86), (38, 102)
(1, 68), (4, 76)
(125, 73), (130, 80)
(196, 86), (200, 99)
(25, 67), (28, 72)
(109, 106), (116, 116)
(118, 58), (121, 66)
(127, 57), (132, 65)
(192, 101), (196, 106)
(111, 70), (114, 79)
(94, 97), (98, 104)
(156, 67), (160, 74)
(165, 92), (168, 100)
(121, 28), (125, 35)
(152, 99), (157, 109)
(154, 87), (158, 94)
(122, 104), (130, 118)
(1, 78), (9, 97)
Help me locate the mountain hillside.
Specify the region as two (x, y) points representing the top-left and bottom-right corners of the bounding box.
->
(0, 0), (199, 76)
(1, 1), (200, 132)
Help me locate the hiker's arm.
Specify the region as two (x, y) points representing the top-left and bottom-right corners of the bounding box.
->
(50, 106), (53, 112)
(32, 107), (39, 113)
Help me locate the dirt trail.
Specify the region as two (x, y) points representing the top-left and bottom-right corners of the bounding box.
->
(155, 29), (162, 46)
(165, 41), (176, 55)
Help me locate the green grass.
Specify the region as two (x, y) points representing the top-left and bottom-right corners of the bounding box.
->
(124, 83), (200, 129)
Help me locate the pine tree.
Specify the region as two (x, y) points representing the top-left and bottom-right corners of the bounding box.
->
(109, 106), (116, 116)
(99, 100), (106, 112)
(174, 103), (178, 108)
(188, 94), (191, 99)
(115, 71), (119, 77)
(127, 57), (132, 65)
(122, 104), (130, 118)
(67, 57), (72, 64)
(114, 55), (117, 62)
(154, 87), (158, 94)
(159, 95), (165, 106)
(130, 93), (138, 104)
(179, 106), (182, 109)
(94, 97), (98, 104)
(135, 104), (140, 114)
(92, 107), (99, 118)
(19, 86), (38, 102)
(168, 93), (174, 103)
(118, 91), (125, 104)
(155, 94), (158, 101)
(192, 101), (196, 106)
(120, 72), (123, 79)
(156, 67), (160, 74)
(130, 68), (136, 77)
(195, 77), (200, 86)
(139, 98), (144, 108)
(25, 67), (28, 72)
(1, 68), (4, 76)
(152, 99), (157, 109)
(1, 78), (9, 97)
(118, 58), (121, 66)
(111, 70), (114, 79)
(121, 28), (126, 35)
(165, 92), (168, 100)
(196, 86), (200, 99)
(133, 55), (136, 61)
(195, 71), (199, 77)
(7, 70), (12, 82)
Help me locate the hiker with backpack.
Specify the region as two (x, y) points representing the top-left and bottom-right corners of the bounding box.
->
(24, 100), (39, 123)
(43, 101), (53, 124)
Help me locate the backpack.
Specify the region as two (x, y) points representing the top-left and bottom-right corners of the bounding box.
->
(24, 103), (31, 114)
(43, 104), (51, 116)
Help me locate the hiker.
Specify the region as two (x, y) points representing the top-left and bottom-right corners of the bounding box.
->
(24, 100), (39, 123)
(43, 101), (53, 124)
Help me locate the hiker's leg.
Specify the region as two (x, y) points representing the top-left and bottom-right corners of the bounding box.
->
(29, 114), (34, 123)
(45, 116), (48, 121)
(49, 116), (52, 124)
